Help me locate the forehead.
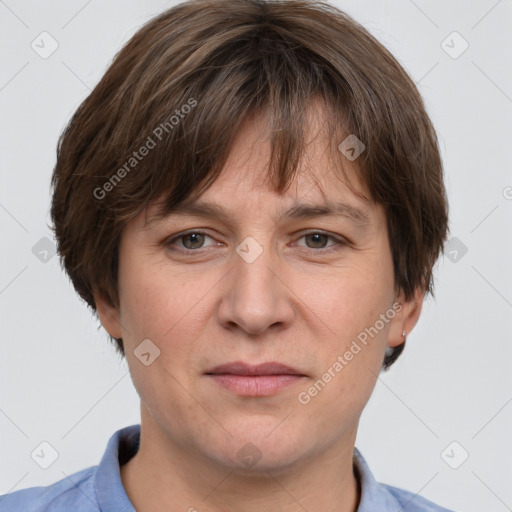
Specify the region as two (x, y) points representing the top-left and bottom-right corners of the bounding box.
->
(220, 99), (368, 191)
(143, 101), (375, 228)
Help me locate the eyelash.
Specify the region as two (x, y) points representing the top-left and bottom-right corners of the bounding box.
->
(164, 230), (348, 256)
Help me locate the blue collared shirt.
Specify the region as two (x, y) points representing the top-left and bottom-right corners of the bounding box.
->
(0, 424), (454, 511)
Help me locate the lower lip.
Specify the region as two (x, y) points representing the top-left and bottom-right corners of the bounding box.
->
(207, 374), (305, 396)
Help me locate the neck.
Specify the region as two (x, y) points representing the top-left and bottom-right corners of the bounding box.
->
(120, 409), (360, 512)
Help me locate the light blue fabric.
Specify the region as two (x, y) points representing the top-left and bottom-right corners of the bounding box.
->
(0, 424), (454, 511)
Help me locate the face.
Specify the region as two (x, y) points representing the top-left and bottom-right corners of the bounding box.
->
(97, 103), (422, 473)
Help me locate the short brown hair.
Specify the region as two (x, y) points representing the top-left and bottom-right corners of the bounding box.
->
(50, 0), (449, 369)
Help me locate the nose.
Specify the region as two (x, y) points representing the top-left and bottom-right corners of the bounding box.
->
(216, 240), (295, 336)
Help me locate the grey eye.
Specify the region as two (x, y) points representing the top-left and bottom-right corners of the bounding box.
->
(181, 233), (207, 249)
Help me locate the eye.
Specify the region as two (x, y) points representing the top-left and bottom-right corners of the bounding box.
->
(167, 231), (217, 252)
(164, 230), (348, 256)
(293, 231), (347, 253)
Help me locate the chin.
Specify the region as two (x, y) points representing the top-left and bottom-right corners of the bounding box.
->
(204, 418), (310, 473)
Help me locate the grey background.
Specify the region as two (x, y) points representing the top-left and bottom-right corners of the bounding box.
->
(1, 1), (511, 511)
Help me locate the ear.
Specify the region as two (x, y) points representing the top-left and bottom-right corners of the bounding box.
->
(387, 286), (425, 348)
(93, 287), (123, 339)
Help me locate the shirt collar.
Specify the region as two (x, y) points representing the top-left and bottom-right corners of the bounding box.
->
(94, 424), (139, 512)
(94, 424), (402, 512)
(353, 447), (404, 511)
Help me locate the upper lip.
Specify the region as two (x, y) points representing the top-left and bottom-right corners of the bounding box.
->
(206, 361), (305, 376)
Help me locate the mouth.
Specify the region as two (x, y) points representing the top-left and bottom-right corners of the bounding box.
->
(205, 361), (308, 397)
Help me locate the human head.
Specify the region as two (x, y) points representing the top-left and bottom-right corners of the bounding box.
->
(50, 0), (449, 369)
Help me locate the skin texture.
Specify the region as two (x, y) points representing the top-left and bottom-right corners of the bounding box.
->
(95, 102), (424, 512)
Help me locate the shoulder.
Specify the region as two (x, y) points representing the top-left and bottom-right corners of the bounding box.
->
(353, 447), (456, 512)
(383, 483), (456, 512)
(0, 466), (98, 512)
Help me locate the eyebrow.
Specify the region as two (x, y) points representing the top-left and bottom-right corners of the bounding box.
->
(146, 199), (372, 227)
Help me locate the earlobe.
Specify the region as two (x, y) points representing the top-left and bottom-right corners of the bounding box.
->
(93, 288), (123, 339)
(387, 287), (425, 348)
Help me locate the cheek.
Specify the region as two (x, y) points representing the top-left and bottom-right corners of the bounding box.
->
(296, 261), (392, 344)
(294, 256), (393, 412)
(116, 261), (212, 413)
(117, 257), (213, 343)
(297, 313), (388, 437)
